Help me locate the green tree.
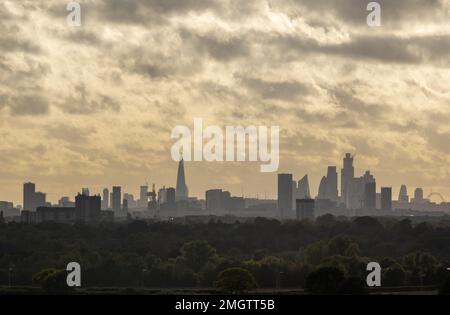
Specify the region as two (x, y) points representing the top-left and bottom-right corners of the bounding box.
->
(215, 268), (257, 293)
(383, 263), (406, 287)
(338, 277), (367, 295)
(179, 240), (217, 272)
(305, 266), (346, 294)
(33, 269), (72, 294)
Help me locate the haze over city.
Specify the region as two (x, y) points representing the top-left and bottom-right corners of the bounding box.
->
(1, 0), (450, 205)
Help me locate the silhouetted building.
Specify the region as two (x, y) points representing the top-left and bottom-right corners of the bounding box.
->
(297, 175), (311, 199)
(206, 189), (225, 214)
(296, 199), (315, 220)
(278, 174), (293, 219)
(176, 159), (188, 201)
(139, 185), (148, 208)
(364, 182), (376, 210)
(414, 188), (424, 202)
(81, 188), (90, 196)
(112, 186), (121, 215)
(122, 198), (128, 213)
(34, 192), (47, 209)
(399, 185), (409, 203)
(23, 182), (35, 211)
(318, 176), (328, 199)
(75, 194), (101, 223)
(341, 153), (354, 207)
(326, 166), (339, 202)
(58, 197), (74, 207)
(166, 188), (176, 204)
(381, 187), (392, 211)
(37, 206), (76, 224)
(102, 188), (109, 210)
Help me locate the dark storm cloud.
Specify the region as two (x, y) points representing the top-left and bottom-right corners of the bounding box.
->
(0, 36), (41, 54)
(0, 94), (50, 116)
(60, 84), (121, 114)
(290, 0), (446, 25)
(272, 33), (450, 65)
(180, 29), (250, 62)
(239, 76), (313, 101)
(96, 0), (222, 24)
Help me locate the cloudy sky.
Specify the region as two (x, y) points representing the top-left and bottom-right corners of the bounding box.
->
(1, 0), (450, 205)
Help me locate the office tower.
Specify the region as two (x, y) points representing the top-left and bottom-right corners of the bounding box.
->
(81, 188), (90, 196)
(278, 174), (293, 219)
(58, 197), (74, 207)
(112, 186), (122, 215)
(341, 153), (355, 207)
(326, 166), (339, 202)
(139, 185), (148, 208)
(34, 192), (46, 209)
(296, 199), (315, 220)
(347, 171), (375, 210)
(206, 189), (225, 214)
(122, 198), (128, 213)
(23, 182), (36, 211)
(381, 187), (392, 211)
(364, 182), (376, 210)
(292, 181), (297, 210)
(166, 188), (176, 204)
(176, 159), (188, 201)
(158, 187), (167, 204)
(298, 175), (311, 199)
(414, 188), (424, 202)
(102, 188), (109, 210)
(398, 185), (409, 203)
(75, 194), (101, 223)
(318, 176), (328, 199)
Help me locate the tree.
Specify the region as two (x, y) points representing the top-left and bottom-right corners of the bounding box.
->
(305, 266), (346, 294)
(215, 268), (257, 293)
(439, 276), (450, 295)
(33, 269), (72, 294)
(179, 240), (217, 272)
(383, 263), (406, 287)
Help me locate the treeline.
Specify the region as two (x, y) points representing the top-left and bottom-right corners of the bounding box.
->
(1, 215), (450, 291)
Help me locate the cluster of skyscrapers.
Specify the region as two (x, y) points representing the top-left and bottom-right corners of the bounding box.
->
(1, 153), (449, 224)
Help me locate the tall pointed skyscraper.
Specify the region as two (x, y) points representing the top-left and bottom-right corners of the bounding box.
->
(176, 159), (188, 201)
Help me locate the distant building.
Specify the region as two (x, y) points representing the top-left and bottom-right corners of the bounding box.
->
(139, 185), (148, 208)
(75, 194), (101, 223)
(381, 187), (392, 211)
(58, 197), (75, 207)
(23, 182), (35, 211)
(413, 188), (424, 203)
(326, 166), (339, 202)
(278, 174), (293, 219)
(122, 198), (128, 213)
(112, 186), (122, 216)
(296, 199), (315, 220)
(364, 182), (376, 210)
(297, 175), (311, 199)
(81, 188), (90, 196)
(37, 207), (76, 224)
(34, 192), (47, 209)
(176, 159), (189, 201)
(398, 185), (409, 203)
(341, 153), (355, 208)
(206, 189), (226, 214)
(102, 188), (109, 210)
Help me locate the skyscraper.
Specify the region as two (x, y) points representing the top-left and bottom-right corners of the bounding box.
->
(297, 175), (311, 199)
(326, 166), (339, 202)
(318, 176), (328, 199)
(102, 188), (109, 210)
(23, 182), (35, 211)
(75, 194), (101, 223)
(139, 185), (148, 208)
(381, 187), (392, 211)
(364, 182), (376, 210)
(176, 159), (188, 201)
(278, 174), (293, 219)
(112, 186), (122, 216)
(414, 188), (424, 202)
(341, 153), (355, 207)
(398, 185), (409, 203)
(81, 188), (90, 196)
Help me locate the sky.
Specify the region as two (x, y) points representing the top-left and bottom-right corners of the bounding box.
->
(1, 0), (450, 205)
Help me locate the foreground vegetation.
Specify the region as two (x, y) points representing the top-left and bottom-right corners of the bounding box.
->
(1, 215), (450, 294)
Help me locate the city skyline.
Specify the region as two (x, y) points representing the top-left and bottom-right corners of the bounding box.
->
(3, 152), (448, 208)
(2, 1), (450, 205)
